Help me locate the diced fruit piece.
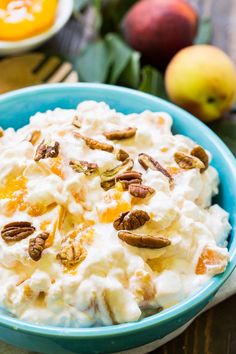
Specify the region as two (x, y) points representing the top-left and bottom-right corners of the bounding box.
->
(0, 172), (27, 216)
(49, 157), (64, 178)
(195, 247), (228, 275)
(99, 201), (131, 223)
(99, 190), (131, 223)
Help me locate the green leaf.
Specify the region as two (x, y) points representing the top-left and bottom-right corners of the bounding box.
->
(93, 0), (103, 32)
(75, 40), (112, 82)
(139, 66), (168, 99)
(119, 51), (141, 88)
(194, 18), (213, 44)
(101, 0), (137, 34)
(105, 33), (132, 84)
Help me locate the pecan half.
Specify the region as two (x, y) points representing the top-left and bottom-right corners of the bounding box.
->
(28, 232), (49, 261)
(191, 145), (209, 173)
(34, 140), (60, 161)
(70, 160), (99, 176)
(1, 221), (35, 243)
(74, 132), (114, 153)
(118, 231), (171, 249)
(72, 115), (81, 128)
(138, 153), (173, 187)
(29, 130), (41, 146)
(115, 171), (142, 190)
(113, 210), (150, 231)
(100, 158), (134, 190)
(104, 127), (137, 140)
(116, 149), (129, 162)
(174, 151), (205, 170)
(128, 184), (155, 198)
(57, 240), (87, 267)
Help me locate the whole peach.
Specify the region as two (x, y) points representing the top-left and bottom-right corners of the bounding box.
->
(165, 45), (236, 122)
(122, 0), (198, 68)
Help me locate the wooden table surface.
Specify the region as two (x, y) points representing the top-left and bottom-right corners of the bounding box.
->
(2, 1), (235, 354)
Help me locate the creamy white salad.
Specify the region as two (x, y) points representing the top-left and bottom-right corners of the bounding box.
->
(0, 101), (231, 327)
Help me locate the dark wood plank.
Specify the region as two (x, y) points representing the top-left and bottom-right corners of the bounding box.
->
(152, 294), (236, 354)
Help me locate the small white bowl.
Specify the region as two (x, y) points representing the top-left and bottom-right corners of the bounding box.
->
(0, 0), (73, 56)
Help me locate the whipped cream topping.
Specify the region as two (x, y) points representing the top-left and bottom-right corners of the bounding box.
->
(0, 101), (231, 327)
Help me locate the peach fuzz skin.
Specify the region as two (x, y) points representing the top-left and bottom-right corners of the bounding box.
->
(165, 45), (236, 122)
(122, 0), (198, 68)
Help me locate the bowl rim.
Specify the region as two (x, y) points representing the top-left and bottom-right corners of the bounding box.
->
(0, 82), (235, 338)
(0, 0), (73, 49)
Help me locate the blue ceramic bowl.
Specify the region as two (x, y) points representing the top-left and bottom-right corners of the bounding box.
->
(0, 83), (235, 354)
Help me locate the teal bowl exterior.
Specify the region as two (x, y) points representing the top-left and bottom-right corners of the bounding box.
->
(0, 83), (235, 354)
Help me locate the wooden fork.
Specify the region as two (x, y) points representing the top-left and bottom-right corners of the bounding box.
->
(0, 52), (79, 94)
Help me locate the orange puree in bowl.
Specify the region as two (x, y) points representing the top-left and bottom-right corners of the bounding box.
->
(0, 0), (58, 41)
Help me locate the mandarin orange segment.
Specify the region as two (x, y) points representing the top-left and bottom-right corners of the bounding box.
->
(0, 173), (28, 216)
(40, 220), (51, 231)
(0, 173), (27, 199)
(158, 116), (165, 125)
(27, 202), (57, 217)
(49, 157), (64, 179)
(99, 200), (131, 223)
(195, 248), (225, 275)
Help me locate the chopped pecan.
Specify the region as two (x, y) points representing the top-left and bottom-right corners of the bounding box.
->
(28, 232), (49, 261)
(74, 132), (114, 153)
(29, 130), (41, 146)
(116, 149), (129, 162)
(119, 179), (142, 190)
(1, 221), (35, 243)
(104, 127), (137, 140)
(138, 153), (173, 187)
(100, 180), (117, 191)
(57, 240), (87, 267)
(34, 140), (60, 161)
(70, 160), (99, 176)
(118, 231), (171, 249)
(191, 145), (209, 173)
(113, 210), (150, 231)
(128, 184), (155, 198)
(100, 158), (134, 190)
(0, 128), (4, 137)
(72, 115), (81, 128)
(174, 151), (205, 170)
(115, 171), (142, 190)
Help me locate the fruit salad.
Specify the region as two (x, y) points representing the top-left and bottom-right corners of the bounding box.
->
(0, 101), (231, 327)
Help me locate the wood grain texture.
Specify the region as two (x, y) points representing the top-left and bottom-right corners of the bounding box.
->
(152, 295), (236, 354)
